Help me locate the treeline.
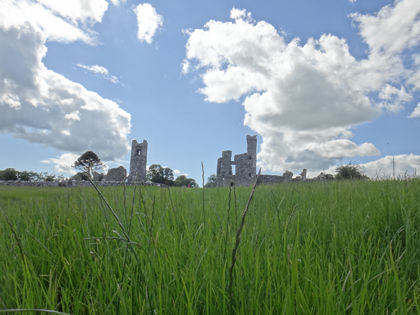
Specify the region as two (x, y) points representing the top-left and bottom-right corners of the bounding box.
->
(0, 168), (58, 182)
(146, 164), (198, 187)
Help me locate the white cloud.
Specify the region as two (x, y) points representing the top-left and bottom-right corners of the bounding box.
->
(312, 154), (420, 179)
(41, 153), (79, 174)
(359, 154), (420, 179)
(410, 102), (420, 118)
(173, 169), (188, 177)
(378, 84), (412, 112)
(230, 8), (253, 22)
(134, 3), (163, 44)
(306, 140), (379, 159)
(351, 0), (420, 56)
(77, 64), (119, 84)
(109, 0), (126, 7)
(181, 59), (190, 74)
(185, 4), (420, 174)
(407, 54), (420, 91)
(0, 0), (108, 44)
(0, 4), (131, 161)
(37, 0), (108, 25)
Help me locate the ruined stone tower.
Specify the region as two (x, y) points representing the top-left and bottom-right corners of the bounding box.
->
(216, 150), (234, 186)
(216, 135), (257, 186)
(128, 139), (147, 182)
(247, 135), (257, 177)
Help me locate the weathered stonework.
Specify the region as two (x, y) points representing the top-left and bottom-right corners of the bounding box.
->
(216, 135), (308, 186)
(92, 171), (104, 181)
(127, 139), (147, 183)
(216, 135), (257, 186)
(105, 166), (127, 182)
(300, 169), (307, 181)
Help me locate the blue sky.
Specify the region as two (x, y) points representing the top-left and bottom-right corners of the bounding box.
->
(1, 0), (420, 183)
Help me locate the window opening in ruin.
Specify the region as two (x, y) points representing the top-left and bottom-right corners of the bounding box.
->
(249, 173), (252, 177)
(136, 149), (141, 156)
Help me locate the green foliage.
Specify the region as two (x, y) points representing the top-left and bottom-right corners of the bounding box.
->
(18, 171), (41, 181)
(146, 164), (174, 185)
(0, 169), (60, 182)
(174, 175), (198, 187)
(74, 151), (104, 177)
(71, 172), (90, 181)
(335, 164), (368, 180)
(205, 174), (218, 187)
(0, 180), (419, 314)
(44, 175), (56, 182)
(0, 168), (18, 180)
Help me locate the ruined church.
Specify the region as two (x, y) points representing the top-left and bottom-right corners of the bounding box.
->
(127, 139), (148, 182)
(215, 135), (307, 187)
(216, 135), (257, 186)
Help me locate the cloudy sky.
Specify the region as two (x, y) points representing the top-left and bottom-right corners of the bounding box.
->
(1, 0), (419, 182)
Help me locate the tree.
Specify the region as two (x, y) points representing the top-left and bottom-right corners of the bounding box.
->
(335, 164), (368, 180)
(18, 171), (41, 181)
(204, 174), (218, 188)
(174, 175), (198, 188)
(0, 168), (18, 181)
(45, 174), (56, 182)
(147, 164), (174, 186)
(71, 172), (90, 181)
(74, 151), (104, 178)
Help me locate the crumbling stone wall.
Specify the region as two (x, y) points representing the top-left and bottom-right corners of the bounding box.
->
(257, 175), (285, 185)
(105, 166), (127, 182)
(216, 135), (257, 187)
(128, 139), (147, 183)
(216, 150), (234, 186)
(246, 135), (257, 176)
(215, 135), (308, 186)
(257, 169), (308, 185)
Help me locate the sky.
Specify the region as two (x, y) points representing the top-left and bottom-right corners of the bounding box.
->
(1, 0), (420, 183)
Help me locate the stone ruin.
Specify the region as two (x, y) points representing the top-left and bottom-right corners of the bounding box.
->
(105, 166), (127, 182)
(1, 138), (150, 187)
(127, 139), (147, 183)
(91, 139), (147, 183)
(216, 135), (257, 187)
(215, 135), (307, 187)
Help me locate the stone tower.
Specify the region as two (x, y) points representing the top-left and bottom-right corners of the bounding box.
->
(128, 139), (147, 182)
(247, 135), (257, 176)
(215, 135), (257, 186)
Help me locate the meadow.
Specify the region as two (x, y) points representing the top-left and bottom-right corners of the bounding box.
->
(0, 179), (419, 314)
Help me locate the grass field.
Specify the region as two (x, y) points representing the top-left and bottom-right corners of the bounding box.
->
(0, 179), (419, 314)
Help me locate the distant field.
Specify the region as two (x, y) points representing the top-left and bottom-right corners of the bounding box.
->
(0, 180), (419, 314)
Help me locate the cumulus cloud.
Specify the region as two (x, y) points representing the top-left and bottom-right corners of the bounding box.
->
(410, 102), (420, 118)
(173, 169), (188, 177)
(184, 3), (420, 174)
(37, 0), (108, 25)
(351, 0), (420, 56)
(134, 3), (163, 44)
(109, 0), (126, 7)
(41, 153), (79, 174)
(77, 64), (119, 84)
(321, 155), (420, 179)
(0, 0), (109, 44)
(0, 2), (131, 162)
(360, 154), (420, 179)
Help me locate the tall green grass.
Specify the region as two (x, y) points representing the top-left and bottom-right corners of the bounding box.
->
(0, 180), (419, 314)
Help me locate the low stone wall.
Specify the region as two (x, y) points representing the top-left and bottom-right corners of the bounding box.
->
(0, 180), (61, 187)
(0, 180), (146, 188)
(257, 175), (287, 185)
